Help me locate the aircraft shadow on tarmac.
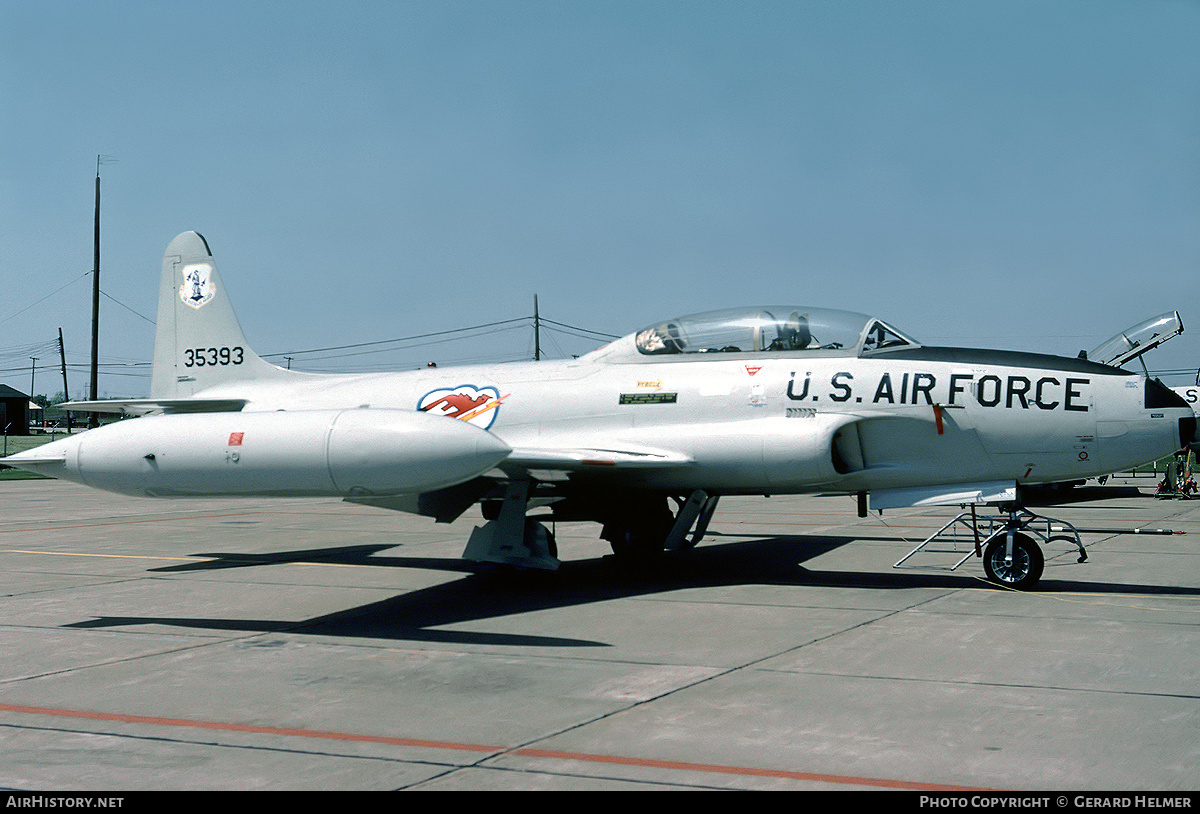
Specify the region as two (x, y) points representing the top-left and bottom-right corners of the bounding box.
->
(63, 533), (1199, 647)
(1018, 484), (1152, 507)
(145, 544), (481, 574)
(66, 536), (849, 647)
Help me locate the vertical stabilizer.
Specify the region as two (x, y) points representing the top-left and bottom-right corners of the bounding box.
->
(150, 232), (293, 398)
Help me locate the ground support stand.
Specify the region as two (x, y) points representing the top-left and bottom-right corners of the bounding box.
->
(893, 504), (1086, 589)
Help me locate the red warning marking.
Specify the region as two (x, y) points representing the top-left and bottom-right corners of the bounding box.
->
(0, 702), (991, 791)
(228, 432), (244, 446)
(0, 703), (497, 753)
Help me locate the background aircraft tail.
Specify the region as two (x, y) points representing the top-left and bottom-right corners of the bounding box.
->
(150, 231), (298, 398)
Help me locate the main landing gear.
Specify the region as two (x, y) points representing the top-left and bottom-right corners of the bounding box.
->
(462, 480), (560, 570)
(463, 483), (720, 571)
(601, 491), (721, 563)
(895, 503), (1086, 590)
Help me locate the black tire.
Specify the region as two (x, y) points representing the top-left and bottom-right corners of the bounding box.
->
(603, 499), (674, 563)
(982, 532), (1044, 590)
(607, 524), (665, 562)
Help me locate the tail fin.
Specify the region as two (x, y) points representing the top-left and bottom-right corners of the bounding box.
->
(150, 231), (295, 398)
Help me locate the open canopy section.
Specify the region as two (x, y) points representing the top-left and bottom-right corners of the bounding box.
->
(1088, 311), (1184, 368)
(634, 307), (919, 357)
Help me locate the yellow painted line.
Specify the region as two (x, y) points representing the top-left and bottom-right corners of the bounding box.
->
(1, 548), (388, 569)
(1024, 588), (1200, 613)
(0, 511), (267, 534)
(2, 549), (200, 563)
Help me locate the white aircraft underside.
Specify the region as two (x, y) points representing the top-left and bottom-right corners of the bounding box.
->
(5, 232), (1196, 589)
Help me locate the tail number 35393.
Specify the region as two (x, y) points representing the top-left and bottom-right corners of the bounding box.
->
(184, 347), (244, 367)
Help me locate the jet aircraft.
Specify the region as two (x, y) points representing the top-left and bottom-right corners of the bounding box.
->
(5, 232), (1196, 589)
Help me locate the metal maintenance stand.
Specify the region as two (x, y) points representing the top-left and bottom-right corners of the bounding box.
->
(894, 503), (1086, 589)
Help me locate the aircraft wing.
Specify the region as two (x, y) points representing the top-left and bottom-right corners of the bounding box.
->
(869, 480), (1017, 510)
(503, 446), (694, 470)
(345, 444), (694, 523)
(59, 398), (248, 416)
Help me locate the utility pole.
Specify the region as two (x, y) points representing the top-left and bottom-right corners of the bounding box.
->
(534, 294), (541, 361)
(29, 357), (37, 399)
(89, 157), (101, 426)
(89, 156), (116, 427)
(58, 328), (71, 432)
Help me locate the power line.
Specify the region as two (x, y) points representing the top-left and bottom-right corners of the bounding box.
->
(270, 323), (532, 364)
(261, 317), (531, 358)
(262, 312), (617, 362)
(537, 317), (619, 339)
(99, 290), (155, 324)
(0, 273), (91, 326)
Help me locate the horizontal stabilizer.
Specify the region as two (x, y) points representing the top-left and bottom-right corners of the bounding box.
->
(0, 452), (66, 467)
(60, 398), (248, 416)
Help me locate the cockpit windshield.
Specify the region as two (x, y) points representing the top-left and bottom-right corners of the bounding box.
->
(634, 307), (918, 357)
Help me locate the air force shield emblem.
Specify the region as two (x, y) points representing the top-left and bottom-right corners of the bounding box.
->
(180, 263), (216, 309)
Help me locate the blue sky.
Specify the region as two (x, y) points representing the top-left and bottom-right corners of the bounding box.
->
(2, 0), (1198, 397)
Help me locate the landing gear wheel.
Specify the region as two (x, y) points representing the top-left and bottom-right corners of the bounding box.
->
(607, 523), (666, 563)
(982, 533), (1044, 590)
(603, 500), (674, 565)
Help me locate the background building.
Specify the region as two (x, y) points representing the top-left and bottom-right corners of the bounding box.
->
(0, 385), (32, 436)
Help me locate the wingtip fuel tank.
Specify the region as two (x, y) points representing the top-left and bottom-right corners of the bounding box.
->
(2, 409), (512, 499)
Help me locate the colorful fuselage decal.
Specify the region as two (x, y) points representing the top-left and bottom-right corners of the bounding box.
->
(418, 385), (505, 428)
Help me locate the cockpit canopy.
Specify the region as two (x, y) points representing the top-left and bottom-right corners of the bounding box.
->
(634, 307), (919, 357)
(1088, 311), (1184, 368)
